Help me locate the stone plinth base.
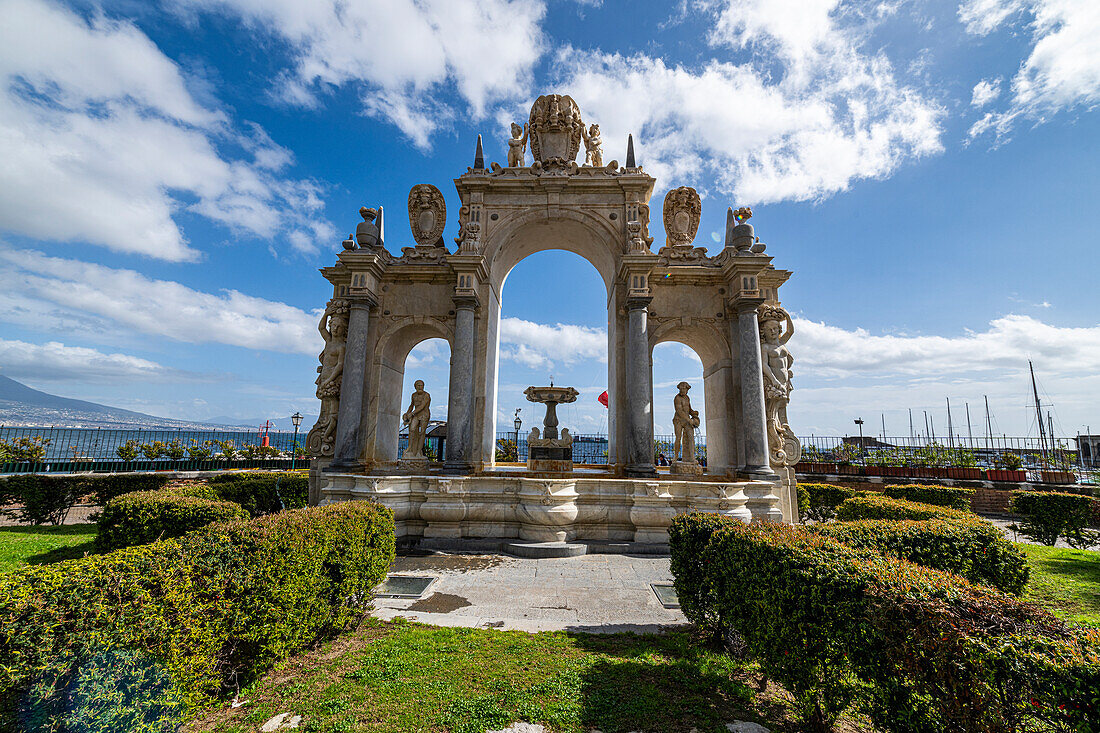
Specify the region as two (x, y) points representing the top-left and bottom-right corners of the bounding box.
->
(397, 457), (430, 474)
(670, 461), (703, 476)
(527, 458), (574, 473)
(315, 472), (788, 546)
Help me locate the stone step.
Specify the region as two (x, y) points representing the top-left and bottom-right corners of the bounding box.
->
(505, 541), (587, 558)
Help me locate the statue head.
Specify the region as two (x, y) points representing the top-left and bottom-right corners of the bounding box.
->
(511, 122), (523, 138)
(329, 313), (348, 339)
(414, 379), (425, 391)
(677, 381), (691, 394)
(762, 319), (783, 342)
(589, 123), (600, 137)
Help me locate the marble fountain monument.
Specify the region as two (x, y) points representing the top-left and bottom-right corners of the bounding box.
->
(306, 94), (801, 553)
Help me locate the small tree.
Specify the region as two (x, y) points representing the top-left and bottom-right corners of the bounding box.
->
(140, 441), (166, 460)
(215, 439), (237, 460)
(187, 440), (213, 460)
(116, 440), (141, 462)
(1, 436), (51, 463)
(163, 439), (186, 460)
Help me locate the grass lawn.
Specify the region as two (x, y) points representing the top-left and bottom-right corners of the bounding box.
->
(0, 524), (97, 572)
(1019, 543), (1100, 628)
(189, 619), (847, 733)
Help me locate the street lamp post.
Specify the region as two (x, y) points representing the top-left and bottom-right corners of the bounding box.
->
(513, 409), (522, 462)
(854, 418), (865, 465)
(290, 412), (303, 470)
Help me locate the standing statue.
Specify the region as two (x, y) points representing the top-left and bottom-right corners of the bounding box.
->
(581, 123), (603, 167)
(760, 304), (801, 466)
(508, 122), (529, 167)
(306, 299), (349, 457)
(672, 381), (700, 463)
(402, 380), (431, 460)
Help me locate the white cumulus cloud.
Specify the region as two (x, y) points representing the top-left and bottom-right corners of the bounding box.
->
(553, 0), (944, 208)
(0, 0), (335, 260)
(499, 317), (606, 369)
(0, 247), (319, 354)
(0, 339), (192, 382)
(176, 0), (546, 149)
(961, 0), (1100, 140)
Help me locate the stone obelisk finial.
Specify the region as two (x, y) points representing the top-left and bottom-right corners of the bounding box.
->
(474, 134), (485, 170)
(376, 205), (385, 248)
(625, 134), (636, 168)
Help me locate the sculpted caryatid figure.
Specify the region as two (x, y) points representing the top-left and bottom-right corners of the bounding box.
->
(307, 300), (348, 456)
(760, 305), (801, 466)
(581, 123), (603, 167)
(672, 381), (700, 463)
(508, 122), (529, 167)
(402, 380), (431, 460)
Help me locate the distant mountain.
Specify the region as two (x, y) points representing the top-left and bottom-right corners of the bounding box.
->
(202, 414), (317, 431)
(0, 375), (310, 430)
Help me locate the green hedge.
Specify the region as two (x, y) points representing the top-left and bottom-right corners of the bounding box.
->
(1012, 490), (1100, 549)
(669, 512), (1099, 732)
(882, 483), (974, 511)
(208, 472), (309, 516)
(813, 517), (1029, 594)
(86, 474), (173, 506)
(835, 494), (970, 523)
(0, 502), (395, 732)
(0, 474), (173, 526)
(797, 483), (858, 522)
(94, 491), (250, 552)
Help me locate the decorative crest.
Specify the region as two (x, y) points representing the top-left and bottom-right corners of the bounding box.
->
(528, 94), (584, 164)
(734, 206), (752, 224)
(407, 184), (446, 247)
(662, 186), (701, 247)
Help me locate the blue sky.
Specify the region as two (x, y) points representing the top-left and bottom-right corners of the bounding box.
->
(0, 0), (1097, 440)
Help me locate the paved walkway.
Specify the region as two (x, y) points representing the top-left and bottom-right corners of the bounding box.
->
(372, 552), (687, 633)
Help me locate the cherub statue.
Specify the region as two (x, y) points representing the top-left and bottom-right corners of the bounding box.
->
(582, 123), (603, 167)
(528, 426), (541, 443)
(402, 380), (431, 460)
(508, 122), (529, 167)
(672, 381), (700, 463)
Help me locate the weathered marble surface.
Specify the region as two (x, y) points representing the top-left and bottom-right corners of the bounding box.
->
(316, 471), (786, 544)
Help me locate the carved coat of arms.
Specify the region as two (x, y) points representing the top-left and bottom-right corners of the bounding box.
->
(528, 94), (584, 163)
(663, 186), (701, 247)
(407, 184), (446, 247)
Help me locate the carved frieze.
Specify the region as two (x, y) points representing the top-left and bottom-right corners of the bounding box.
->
(407, 184), (446, 247)
(663, 186), (701, 247)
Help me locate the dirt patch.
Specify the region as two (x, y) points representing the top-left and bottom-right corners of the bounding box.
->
(392, 553), (506, 573)
(406, 593), (472, 614)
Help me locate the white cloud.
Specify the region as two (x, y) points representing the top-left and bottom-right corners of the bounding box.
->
(555, 0), (943, 207)
(0, 0), (334, 260)
(962, 0), (1100, 139)
(970, 77), (1002, 107)
(178, 0), (546, 149)
(499, 317), (606, 369)
(0, 338), (192, 382)
(0, 247), (319, 354)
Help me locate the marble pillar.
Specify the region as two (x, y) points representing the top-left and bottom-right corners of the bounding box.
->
(329, 298), (374, 471)
(735, 301), (776, 478)
(445, 295), (478, 472)
(625, 296), (657, 477)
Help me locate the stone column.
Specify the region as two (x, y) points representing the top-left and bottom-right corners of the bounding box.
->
(445, 295), (478, 472)
(735, 301), (776, 478)
(625, 296), (656, 477)
(329, 298), (374, 471)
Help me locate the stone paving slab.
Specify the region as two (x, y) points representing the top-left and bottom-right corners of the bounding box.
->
(373, 552), (687, 633)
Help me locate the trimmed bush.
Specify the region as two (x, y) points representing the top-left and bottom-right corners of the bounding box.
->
(669, 512), (1099, 732)
(882, 483), (975, 511)
(797, 483), (857, 522)
(208, 472), (309, 516)
(0, 474), (85, 525)
(94, 491), (250, 552)
(87, 474), (172, 506)
(814, 517), (1029, 594)
(1012, 490), (1100, 549)
(835, 494), (970, 523)
(0, 502), (395, 731)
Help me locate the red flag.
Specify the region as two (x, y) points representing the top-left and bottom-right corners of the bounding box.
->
(597, 390), (609, 407)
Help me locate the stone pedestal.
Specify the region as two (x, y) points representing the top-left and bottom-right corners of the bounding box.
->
(670, 460), (703, 476)
(397, 457), (430, 474)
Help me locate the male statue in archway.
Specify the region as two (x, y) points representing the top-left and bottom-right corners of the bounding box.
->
(672, 381), (700, 465)
(402, 380), (431, 460)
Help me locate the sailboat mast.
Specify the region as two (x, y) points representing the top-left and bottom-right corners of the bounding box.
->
(1030, 360), (1048, 460)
